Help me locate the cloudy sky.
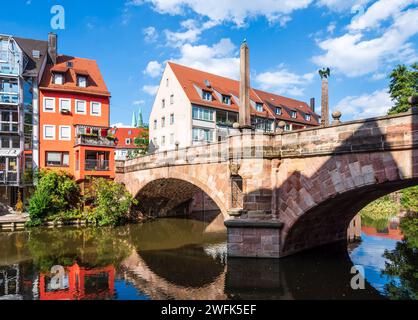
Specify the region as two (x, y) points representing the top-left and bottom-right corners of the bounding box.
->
(2, 0), (418, 126)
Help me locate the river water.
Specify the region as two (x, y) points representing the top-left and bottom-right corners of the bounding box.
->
(0, 215), (414, 300)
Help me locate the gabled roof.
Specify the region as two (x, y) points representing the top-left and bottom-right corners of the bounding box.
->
(13, 36), (48, 77)
(40, 55), (110, 97)
(168, 62), (320, 126)
(112, 127), (148, 149)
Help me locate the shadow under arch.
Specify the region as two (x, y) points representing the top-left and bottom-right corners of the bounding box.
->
(278, 110), (418, 256)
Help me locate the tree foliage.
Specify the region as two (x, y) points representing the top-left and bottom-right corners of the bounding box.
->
(400, 186), (418, 213)
(133, 129), (149, 156)
(359, 195), (400, 222)
(388, 63), (418, 115)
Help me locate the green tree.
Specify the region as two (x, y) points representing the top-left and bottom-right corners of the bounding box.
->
(87, 178), (136, 226)
(133, 129), (149, 156)
(400, 186), (418, 213)
(387, 63), (418, 115)
(27, 170), (81, 226)
(359, 195), (400, 221)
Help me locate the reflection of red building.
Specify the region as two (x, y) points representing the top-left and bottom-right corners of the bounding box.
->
(39, 263), (115, 300)
(362, 220), (404, 241)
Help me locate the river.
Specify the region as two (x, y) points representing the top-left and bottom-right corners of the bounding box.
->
(0, 214), (414, 300)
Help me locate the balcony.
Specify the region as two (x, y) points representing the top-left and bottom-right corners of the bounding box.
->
(84, 159), (110, 171)
(75, 134), (116, 147)
(0, 122), (19, 134)
(0, 62), (19, 77)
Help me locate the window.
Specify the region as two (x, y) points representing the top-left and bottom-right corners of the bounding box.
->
(284, 124), (291, 131)
(161, 135), (165, 146)
(161, 117), (165, 128)
(128, 130), (132, 135)
(166, 78), (169, 87)
(43, 125), (55, 140)
(53, 73), (64, 85)
(305, 114), (311, 121)
(90, 102), (101, 116)
(170, 133), (174, 144)
(170, 94), (174, 105)
(43, 97), (55, 112)
(46, 152), (69, 167)
(275, 107), (282, 115)
(153, 119), (157, 129)
(170, 113), (174, 125)
(192, 106), (214, 122)
(125, 138), (131, 145)
(222, 95), (231, 105)
(192, 127), (213, 142)
(77, 75), (87, 87)
(11, 136), (19, 148)
(0, 136), (10, 149)
(256, 103), (263, 112)
(202, 91), (212, 101)
(59, 99), (71, 113)
(75, 100), (86, 114)
(59, 126), (71, 140)
(162, 99), (165, 108)
(291, 110), (297, 119)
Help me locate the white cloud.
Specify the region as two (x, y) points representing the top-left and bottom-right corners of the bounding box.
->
(142, 84), (159, 95)
(313, 7), (418, 77)
(164, 19), (219, 46)
(327, 21), (336, 33)
(111, 122), (131, 128)
(144, 60), (163, 77)
(334, 89), (392, 119)
(130, 0), (313, 26)
(143, 26), (158, 42)
(316, 0), (372, 11)
(348, 0), (416, 31)
(173, 38), (240, 79)
(255, 66), (315, 96)
(133, 100), (145, 105)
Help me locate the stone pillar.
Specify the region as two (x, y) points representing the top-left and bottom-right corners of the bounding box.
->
(321, 77), (329, 126)
(225, 219), (283, 258)
(239, 41), (251, 128)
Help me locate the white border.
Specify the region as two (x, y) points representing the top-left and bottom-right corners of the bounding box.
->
(75, 100), (87, 115)
(90, 101), (102, 116)
(43, 125), (56, 140)
(59, 98), (71, 113)
(43, 97), (56, 113)
(59, 125), (71, 141)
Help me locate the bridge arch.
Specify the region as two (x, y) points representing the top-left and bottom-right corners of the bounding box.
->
(125, 168), (230, 218)
(279, 149), (418, 256)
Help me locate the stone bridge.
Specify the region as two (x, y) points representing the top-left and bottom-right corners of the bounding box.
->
(115, 109), (418, 258)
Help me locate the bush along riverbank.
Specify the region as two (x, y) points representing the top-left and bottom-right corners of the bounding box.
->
(27, 170), (138, 227)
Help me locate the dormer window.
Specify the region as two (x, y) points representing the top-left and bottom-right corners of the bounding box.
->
(202, 90), (212, 101)
(256, 103), (263, 112)
(125, 138), (131, 145)
(53, 73), (64, 85)
(291, 110), (297, 118)
(305, 114), (311, 121)
(77, 75), (87, 88)
(275, 107), (282, 115)
(222, 95), (231, 105)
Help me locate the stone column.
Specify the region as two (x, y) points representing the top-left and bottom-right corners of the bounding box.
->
(321, 77), (329, 126)
(239, 41), (251, 128)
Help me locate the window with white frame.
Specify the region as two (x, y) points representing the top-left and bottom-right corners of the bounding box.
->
(192, 127), (213, 142)
(202, 91), (212, 101)
(166, 78), (169, 87)
(60, 99), (71, 113)
(291, 110), (297, 118)
(75, 100), (86, 114)
(192, 106), (214, 122)
(162, 99), (165, 108)
(53, 73), (64, 85)
(161, 116), (165, 128)
(46, 152), (69, 167)
(256, 103), (263, 112)
(305, 114), (311, 121)
(284, 124), (291, 131)
(170, 94), (174, 104)
(77, 75), (87, 87)
(43, 97), (55, 112)
(154, 119), (157, 129)
(90, 102), (101, 116)
(43, 125), (55, 140)
(59, 126), (71, 140)
(275, 107), (282, 115)
(125, 138), (131, 145)
(170, 113), (174, 125)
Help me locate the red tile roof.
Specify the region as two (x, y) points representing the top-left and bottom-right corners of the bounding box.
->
(112, 127), (148, 149)
(40, 55), (110, 97)
(168, 62), (320, 126)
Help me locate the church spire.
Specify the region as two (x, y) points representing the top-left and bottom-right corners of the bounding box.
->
(131, 111), (137, 127)
(137, 107), (144, 128)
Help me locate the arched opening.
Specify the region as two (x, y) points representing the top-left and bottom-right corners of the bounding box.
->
(133, 178), (225, 227)
(282, 178), (418, 256)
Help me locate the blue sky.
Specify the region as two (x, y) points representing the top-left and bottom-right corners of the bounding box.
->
(1, 0), (417, 126)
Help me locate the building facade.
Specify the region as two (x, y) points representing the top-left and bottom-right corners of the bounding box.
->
(149, 62), (320, 152)
(113, 127), (147, 160)
(38, 37), (115, 187)
(0, 34), (48, 211)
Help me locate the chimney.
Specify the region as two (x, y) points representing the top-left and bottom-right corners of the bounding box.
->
(319, 68), (330, 126)
(48, 32), (57, 65)
(310, 97), (315, 112)
(239, 40), (251, 128)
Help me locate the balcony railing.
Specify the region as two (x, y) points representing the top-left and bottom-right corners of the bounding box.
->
(75, 134), (116, 147)
(84, 160), (110, 171)
(0, 122), (19, 133)
(0, 93), (19, 104)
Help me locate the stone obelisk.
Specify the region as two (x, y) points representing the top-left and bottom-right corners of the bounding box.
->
(239, 40), (251, 128)
(319, 68), (330, 127)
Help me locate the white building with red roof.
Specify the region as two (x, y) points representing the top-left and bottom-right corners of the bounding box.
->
(149, 61), (320, 152)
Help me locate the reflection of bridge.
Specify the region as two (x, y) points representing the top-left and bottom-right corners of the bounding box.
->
(116, 109), (418, 258)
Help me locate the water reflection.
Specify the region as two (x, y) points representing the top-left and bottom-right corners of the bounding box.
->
(0, 217), (414, 300)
